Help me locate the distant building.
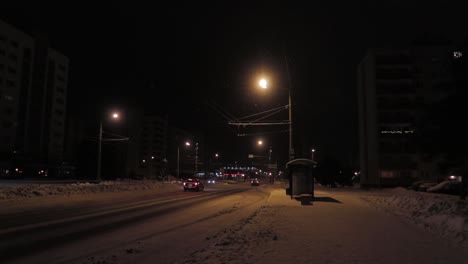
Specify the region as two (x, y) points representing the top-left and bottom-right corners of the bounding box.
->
(136, 114), (168, 179)
(357, 44), (458, 187)
(0, 19), (68, 177)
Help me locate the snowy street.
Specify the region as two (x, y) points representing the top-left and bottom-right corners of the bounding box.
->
(0, 180), (467, 263)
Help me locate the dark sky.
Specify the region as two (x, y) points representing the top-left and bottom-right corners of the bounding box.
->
(1, 1), (467, 166)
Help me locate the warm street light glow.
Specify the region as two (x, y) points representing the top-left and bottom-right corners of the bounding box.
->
(185, 142), (191, 146)
(259, 79), (268, 89)
(312, 149), (315, 152)
(258, 140), (263, 145)
(112, 112), (119, 119)
(151, 156), (155, 160)
(215, 153), (219, 157)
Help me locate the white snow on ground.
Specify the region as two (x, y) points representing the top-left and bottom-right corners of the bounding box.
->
(179, 186), (468, 264)
(0, 179), (182, 200)
(362, 187), (468, 243)
(1, 181), (466, 244)
(1, 180), (467, 263)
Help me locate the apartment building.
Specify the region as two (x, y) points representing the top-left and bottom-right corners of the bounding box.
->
(0, 20), (34, 160)
(0, 19), (68, 176)
(357, 45), (457, 187)
(137, 115), (168, 178)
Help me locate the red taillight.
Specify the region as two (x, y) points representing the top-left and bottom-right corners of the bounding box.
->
(183, 182), (186, 186)
(194, 182), (198, 186)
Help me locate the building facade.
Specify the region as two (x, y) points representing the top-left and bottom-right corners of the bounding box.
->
(136, 115), (168, 179)
(0, 19), (68, 177)
(0, 20), (34, 163)
(358, 45), (458, 187)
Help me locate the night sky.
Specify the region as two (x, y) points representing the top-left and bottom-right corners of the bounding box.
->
(1, 1), (466, 166)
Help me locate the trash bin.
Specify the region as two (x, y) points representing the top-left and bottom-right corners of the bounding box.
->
(285, 159), (316, 205)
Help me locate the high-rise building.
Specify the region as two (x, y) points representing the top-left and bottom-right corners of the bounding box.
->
(0, 19), (68, 176)
(357, 45), (458, 187)
(136, 114), (168, 179)
(28, 37), (69, 163)
(0, 20), (34, 161)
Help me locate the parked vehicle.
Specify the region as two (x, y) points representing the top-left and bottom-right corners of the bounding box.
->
(409, 180), (437, 191)
(427, 181), (462, 195)
(417, 182), (438, 192)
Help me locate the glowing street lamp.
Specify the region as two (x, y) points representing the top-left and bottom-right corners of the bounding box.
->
(259, 78), (268, 89)
(258, 140), (263, 146)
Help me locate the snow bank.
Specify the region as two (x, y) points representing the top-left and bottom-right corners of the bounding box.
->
(363, 187), (468, 244)
(0, 179), (182, 200)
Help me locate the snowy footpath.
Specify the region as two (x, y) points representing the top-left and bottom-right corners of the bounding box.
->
(180, 185), (468, 264)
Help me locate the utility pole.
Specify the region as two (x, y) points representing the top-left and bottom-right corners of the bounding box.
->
(285, 55), (294, 161)
(269, 146), (272, 163)
(177, 146), (180, 178)
(97, 120), (103, 181)
(195, 142), (198, 174)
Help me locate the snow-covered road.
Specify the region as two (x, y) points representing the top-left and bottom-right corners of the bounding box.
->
(1, 180), (467, 263)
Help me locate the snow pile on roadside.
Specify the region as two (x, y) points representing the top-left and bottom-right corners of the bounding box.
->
(0, 180), (182, 200)
(364, 187), (468, 243)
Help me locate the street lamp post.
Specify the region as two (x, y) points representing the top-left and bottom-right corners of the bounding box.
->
(285, 56), (294, 161)
(97, 112), (119, 181)
(288, 88), (293, 161)
(269, 146), (272, 163)
(195, 142), (199, 174)
(177, 146), (180, 178)
(259, 68), (293, 161)
(311, 148), (315, 161)
(177, 141), (191, 178)
(97, 120), (103, 181)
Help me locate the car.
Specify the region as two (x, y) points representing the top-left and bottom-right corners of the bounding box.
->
(207, 178), (217, 184)
(409, 180), (437, 191)
(250, 178), (260, 186)
(416, 182), (438, 192)
(427, 181), (462, 195)
(183, 178), (204, 191)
